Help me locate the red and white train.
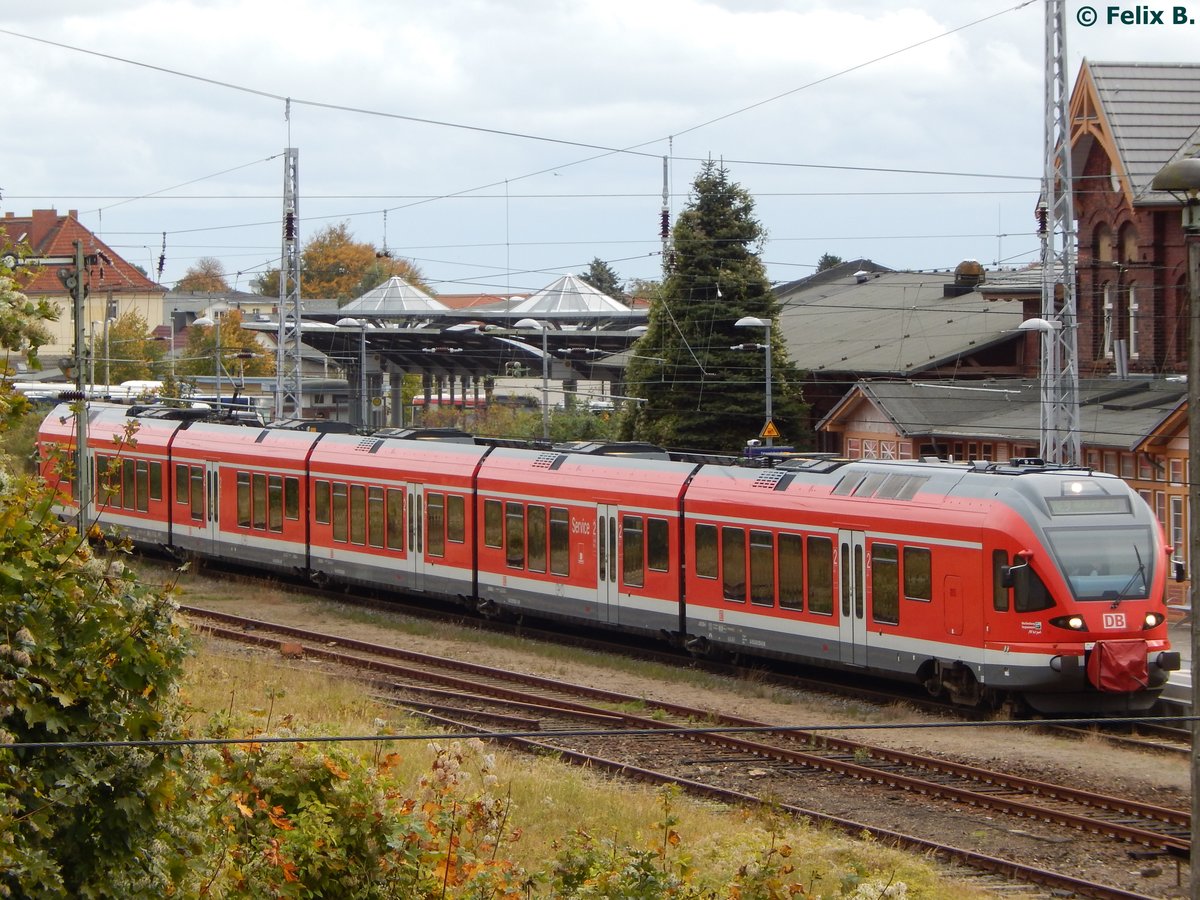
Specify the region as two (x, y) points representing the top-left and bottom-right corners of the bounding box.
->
(38, 402), (1182, 715)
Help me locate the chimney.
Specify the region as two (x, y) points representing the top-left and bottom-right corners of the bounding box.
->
(943, 259), (985, 297)
(29, 209), (61, 248)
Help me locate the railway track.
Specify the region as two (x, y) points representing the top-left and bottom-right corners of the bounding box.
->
(182, 604), (1192, 899)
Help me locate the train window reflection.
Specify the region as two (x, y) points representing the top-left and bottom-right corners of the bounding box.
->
(622, 515), (644, 588)
(484, 499), (502, 548)
(647, 518), (669, 573)
(904, 547), (931, 601)
(1045, 525), (1154, 601)
(332, 483), (348, 543)
(695, 524), (718, 579)
(447, 495), (465, 544)
(528, 505), (547, 573)
(750, 530), (774, 606)
(871, 543), (899, 624)
(807, 536), (833, 615)
(505, 501), (524, 568)
(779, 533), (803, 610)
(386, 489), (404, 551)
(427, 493), (446, 557)
(722, 526), (746, 602)
(550, 507), (569, 576)
(315, 481), (330, 525)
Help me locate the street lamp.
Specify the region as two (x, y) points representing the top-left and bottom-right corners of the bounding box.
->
(734, 315), (774, 448)
(1017, 316), (1063, 462)
(1151, 153), (1200, 900)
(515, 317), (550, 441)
(336, 317), (369, 428)
(192, 309), (223, 412)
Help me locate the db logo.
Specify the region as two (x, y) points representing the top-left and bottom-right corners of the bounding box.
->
(1102, 612), (1127, 630)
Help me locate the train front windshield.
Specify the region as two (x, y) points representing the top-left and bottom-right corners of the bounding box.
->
(1043, 525), (1156, 601)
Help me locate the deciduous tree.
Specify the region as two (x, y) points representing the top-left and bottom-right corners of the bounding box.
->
(175, 256), (231, 292)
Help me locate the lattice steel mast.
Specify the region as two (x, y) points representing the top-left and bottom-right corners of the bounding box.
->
(276, 147), (303, 419)
(1038, 0), (1080, 464)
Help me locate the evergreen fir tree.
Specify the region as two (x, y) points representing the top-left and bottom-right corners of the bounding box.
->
(621, 162), (809, 452)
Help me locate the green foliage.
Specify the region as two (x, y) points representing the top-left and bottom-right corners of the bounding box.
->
(580, 258), (626, 301)
(176, 308), (275, 381)
(253, 223), (429, 301)
(816, 252), (844, 273)
(0, 501), (190, 896)
(88, 309), (165, 385)
(182, 737), (529, 898)
(620, 162), (810, 453)
(175, 257), (231, 293)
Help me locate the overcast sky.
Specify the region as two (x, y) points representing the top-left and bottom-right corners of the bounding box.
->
(2, 2), (1196, 297)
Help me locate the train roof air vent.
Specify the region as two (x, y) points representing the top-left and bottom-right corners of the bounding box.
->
(533, 452), (566, 470)
(355, 438), (385, 454)
(752, 470), (795, 491)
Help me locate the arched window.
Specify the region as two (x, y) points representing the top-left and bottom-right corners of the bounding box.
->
(1101, 282), (1114, 358)
(1118, 223), (1139, 264)
(1127, 283), (1139, 359)
(1093, 223), (1113, 263)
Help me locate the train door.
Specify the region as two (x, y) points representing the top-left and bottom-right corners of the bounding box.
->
(838, 530), (867, 666)
(205, 461), (221, 553)
(408, 483), (426, 590)
(597, 504), (619, 623)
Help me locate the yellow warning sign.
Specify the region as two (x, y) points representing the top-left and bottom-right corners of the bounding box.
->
(760, 420), (781, 439)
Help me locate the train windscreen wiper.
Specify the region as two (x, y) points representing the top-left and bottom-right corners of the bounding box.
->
(1107, 545), (1146, 609)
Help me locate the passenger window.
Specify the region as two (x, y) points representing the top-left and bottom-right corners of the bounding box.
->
(332, 483), (348, 543)
(368, 487), (384, 548)
(253, 473), (267, 530)
(695, 523), (718, 579)
(749, 530), (774, 606)
(350, 484), (366, 545)
(447, 495), (465, 543)
(427, 493), (446, 557)
(484, 499), (503, 548)
(807, 535), (833, 615)
(622, 515), (644, 588)
(386, 489), (404, 551)
(904, 547), (931, 601)
(779, 533), (803, 610)
(315, 481), (331, 525)
(237, 473), (251, 528)
(549, 507), (569, 576)
(149, 461), (162, 503)
(528, 505), (547, 573)
(722, 526), (746, 602)
(871, 543), (899, 625)
(189, 466), (204, 521)
(175, 463), (189, 505)
(284, 477), (300, 520)
(647, 518), (669, 572)
(505, 502), (525, 568)
(268, 474), (283, 532)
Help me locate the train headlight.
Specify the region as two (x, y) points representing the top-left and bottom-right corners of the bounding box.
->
(1049, 615), (1086, 631)
(1143, 612), (1165, 629)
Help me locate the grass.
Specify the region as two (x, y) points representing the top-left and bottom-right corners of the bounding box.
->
(178, 635), (998, 898)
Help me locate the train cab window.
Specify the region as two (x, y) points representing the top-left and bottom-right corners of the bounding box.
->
(528, 505), (547, 573)
(903, 547), (931, 601)
(749, 530), (774, 606)
(1013, 565), (1054, 613)
(315, 481), (331, 525)
(368, 487), (384, 548)
(268, 475), (283, 532)
(647, 518), (670, 573)
(871, 543), (900, 625)
(807, 535), (834, 615)
(722, 526), (746, 602)
(484, 499), (502, 548)
(386, 489), (404, 551)
(550, 507), (570, 576)
(237, 473), (251, 527)
(622, 515), (644, 588)
(332, 483), (348, 543)
(284, 477), (299, 520)
(992, 550), (1010, 611)
(427, 493), (446, 557)
(190, 466), (204, 521)
(253, 474), (268, 529)
(779, 533), (804, 610)
(695, 523), (718, 579)
(350, 485), (366, 545)
(505, 502), (525, 568)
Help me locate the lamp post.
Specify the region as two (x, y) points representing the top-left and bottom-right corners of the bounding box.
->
(734, 316), (774, 448)
(192, 308), (223, 412)
(1151, 153), (1200, 900)
(515, 318), (550, 441)
(336, 317), (369, 428)
(1017, 316), (1064, 462)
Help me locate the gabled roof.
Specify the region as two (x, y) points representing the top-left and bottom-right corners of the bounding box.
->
(775, 268), (1022, 376)
(1, 209), (162, 294)
(1071, 61), (1200, 204)
(819, 377), (1187, 451)
(507, 273), (637, 318)
(340, 276), (448, 315)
